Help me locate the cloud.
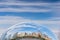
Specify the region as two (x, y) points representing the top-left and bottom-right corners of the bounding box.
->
(51, 2), (60, 17)
(0, 8), (51, 12)
(0, 2), (52, 12)
(0, 2), (51, 6)
(0, 2), (60, 13)
(0, 16), (28, 24)
(0, 1), (60, 13)
(46, 17), (60, 21)
(0, 16), (60, 25)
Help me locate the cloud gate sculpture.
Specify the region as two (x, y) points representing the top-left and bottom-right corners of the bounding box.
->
(0, 22), (57, 40)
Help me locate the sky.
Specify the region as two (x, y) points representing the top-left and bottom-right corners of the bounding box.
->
(0, 0), (60, 40)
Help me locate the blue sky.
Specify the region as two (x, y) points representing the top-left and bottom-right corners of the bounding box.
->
(0, 0), (60, 40)
(0, 12), (59, 20)
(0, 12), (53, 20)
(0, 0), (60, 2)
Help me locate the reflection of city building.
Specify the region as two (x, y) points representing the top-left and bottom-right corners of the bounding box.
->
(10, 32), (51, 40)
(17, 32), (41, 38)
(17, 32), (25, 37)
(41, 34), (51, 40)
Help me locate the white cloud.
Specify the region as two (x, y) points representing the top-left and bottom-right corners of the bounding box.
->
(0, 2), (60, 13)
(0, 2), (51, 12)
(34, 21), (60, 24)
(51, 2), (60, 15)
(0, 2), (51, 6)
(0, 16), (60, 24)
(0, 1), (60, 13)
(0, 8), (51, 12)
(0, 16), (27, 24)
(46, 17), (60, 21)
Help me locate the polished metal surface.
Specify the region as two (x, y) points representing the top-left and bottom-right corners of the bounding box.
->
(16, 38), (40, 40)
